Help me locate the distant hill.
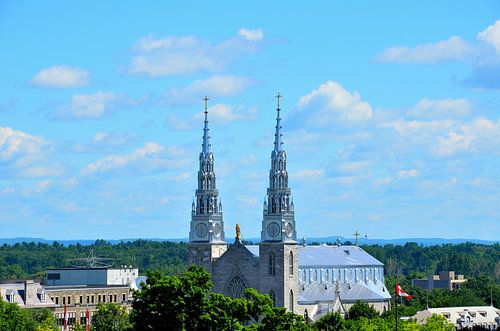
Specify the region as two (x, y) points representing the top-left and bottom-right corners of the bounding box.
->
(0, 236), (497, 246)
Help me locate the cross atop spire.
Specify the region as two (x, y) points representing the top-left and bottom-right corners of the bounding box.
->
(202, 95), (211, 154)
(274, 92), (283, 152)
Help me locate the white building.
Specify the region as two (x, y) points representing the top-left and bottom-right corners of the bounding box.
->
(412, 306), (500, 330)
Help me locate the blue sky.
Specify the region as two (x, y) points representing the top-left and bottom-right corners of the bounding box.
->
(1, 1), (499, 240)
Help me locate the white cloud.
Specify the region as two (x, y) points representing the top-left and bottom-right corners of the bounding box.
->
(376, 36), (475, 64)
(408, 98), (471, 119)
(337, 160), (372, 173)
(0, 127), (62, 178)
(237, 195), (258, 206)
(434, 118), (500, 156)
(72, 131), (138, 153)
(240, 154), (257, 165)
(162, 75), (254, 106)
(53, 91), (145, 120)
(81, 142), (188, 176)
(296, 81), (372, 125)
(293, 169), (325, 180)
(160, 197), (169, 205)
(238, 28), (264, 42)
(477, 20), (500, 54)
(170, 103), (257, 129)
(31, 65), (90, 88)
(173, 172), (190, 181)
(398, 169), (419, 180)
(127, 29), (263, 77)
(68, 91), (116, 119)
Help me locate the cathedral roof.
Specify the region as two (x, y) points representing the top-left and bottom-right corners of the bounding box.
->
(245, 245), (384, 267)
(298, 281), (391, 304)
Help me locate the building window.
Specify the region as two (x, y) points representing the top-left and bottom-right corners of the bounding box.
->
(63, 297), (66, 305)
(114, 294), (117, 302)
(98, 295), (101, 302)
(289, 251), (294, 275)
(271, 197), (276, 213)
(40, 291), (46, 302)
(269, 252), (276, 276)
(269, 290), (276, 306)
(122, 294), (126, 302)
(55, 297), (59, 305)
(289, 290), (294, 312)
(103, 295), (106, 303)
(67, 296), (71, 305)
(91, 295), (94, 304)
(226, 276), (246, 298)
(199, 198), (204, 214)
(86, 296), (89, 304)
(109, 294), (113, 302)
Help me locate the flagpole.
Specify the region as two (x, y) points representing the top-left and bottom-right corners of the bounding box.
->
(395, 283), (398, 331)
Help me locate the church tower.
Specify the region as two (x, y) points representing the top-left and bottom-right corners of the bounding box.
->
(259, 93), (299, 312)
(188, 96), (227, 276)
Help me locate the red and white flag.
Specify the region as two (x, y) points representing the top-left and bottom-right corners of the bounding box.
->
(395, 283), (412, 299)
(85, 308), (90, 331)
(63, 304), (68, 330)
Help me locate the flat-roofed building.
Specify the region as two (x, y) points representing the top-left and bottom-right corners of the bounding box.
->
(412, 271), (467, 291)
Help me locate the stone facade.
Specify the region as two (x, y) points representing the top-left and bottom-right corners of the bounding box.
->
(46, 286), (132, 328)
(188, 96), (391, 320)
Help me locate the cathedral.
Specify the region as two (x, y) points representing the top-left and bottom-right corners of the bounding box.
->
(187, 95), (391, 320)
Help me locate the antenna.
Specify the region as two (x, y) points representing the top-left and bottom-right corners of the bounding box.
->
(67, 250), (115, 268)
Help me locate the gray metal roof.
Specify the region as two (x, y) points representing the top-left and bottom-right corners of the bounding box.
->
(299, 281), (391, 304)
(245, 245), (383, 267)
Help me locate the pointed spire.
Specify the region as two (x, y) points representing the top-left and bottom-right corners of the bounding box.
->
(273, 92), (283, 153)
(202, 95), (211, 155)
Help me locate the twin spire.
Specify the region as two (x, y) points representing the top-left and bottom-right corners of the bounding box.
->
(202, 93), (284, 155)
(274, 92), (284, 153)
(202, 95), (211, 155)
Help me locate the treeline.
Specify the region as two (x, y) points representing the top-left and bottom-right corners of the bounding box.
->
(0, 239), (187, 280)
(361, 242), (500, 279)
(0, 240), (498, 284)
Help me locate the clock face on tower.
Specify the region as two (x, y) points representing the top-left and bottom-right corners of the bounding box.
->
(285, 223), (293, 238)
(195, 223), (208, 237)
(267, 222), (280, 237)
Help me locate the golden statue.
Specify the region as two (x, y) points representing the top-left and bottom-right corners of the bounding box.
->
(236, 224), (241, 241)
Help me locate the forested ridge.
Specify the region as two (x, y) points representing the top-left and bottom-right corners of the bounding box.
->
(0, 240), (498, 281)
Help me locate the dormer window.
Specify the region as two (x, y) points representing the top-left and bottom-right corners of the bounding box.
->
(38, 289), (46, 302)
(7, 291), (15, 303)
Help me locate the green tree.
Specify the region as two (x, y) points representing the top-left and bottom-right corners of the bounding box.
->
(346, 301), (379, 320)
(421, 314), (454, 331)
(0, 298), (36, 331)
(131, 266), (212, 330)
(314, 312), (346, 331)
(92, 303), (132, 331)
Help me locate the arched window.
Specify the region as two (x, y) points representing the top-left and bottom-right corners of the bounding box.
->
(199, 198), (204, 214)
(207, 177), (211, 189)
(269, 290), (276, 306)
(289, 290), (294, 312)
(279, 160), (283, 170)
(279, 175), (283, 187)
(226, 276), (246, 298)
(271, 197), (276, 213)
(269, 252), (276, 276)
(289, 251), (294, 275)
